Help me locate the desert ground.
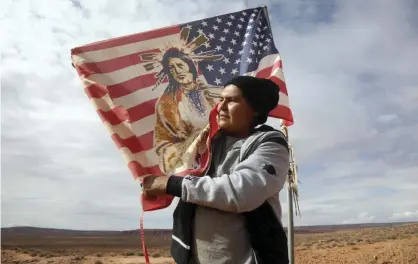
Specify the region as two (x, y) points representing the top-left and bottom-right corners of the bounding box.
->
(2, 223), (417, 264)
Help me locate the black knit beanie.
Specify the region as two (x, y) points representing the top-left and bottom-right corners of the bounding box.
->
(224, 76), (280, 125)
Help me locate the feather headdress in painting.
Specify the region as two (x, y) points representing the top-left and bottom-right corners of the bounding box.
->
(139, 27), (224, 90)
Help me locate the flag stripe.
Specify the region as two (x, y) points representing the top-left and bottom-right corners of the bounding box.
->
(107, 73), (166, 99)
(127, 98), (158, 123)
(270, 104), (293, 122)
(112, 133), (154, 153)
(85, 84), (108, 99)
(127, 161), (161, 179)
(71, 26), (180, 56)
(75, 49), (160, 78)
(72, 32), (180, 65)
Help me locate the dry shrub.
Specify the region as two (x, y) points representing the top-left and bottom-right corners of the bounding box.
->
(152, 252), (162, 258)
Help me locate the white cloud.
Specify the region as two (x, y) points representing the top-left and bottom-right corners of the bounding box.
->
(2, 0), (418, 230)
(342, 212), (375, 224)
(389, 210), (418, 221)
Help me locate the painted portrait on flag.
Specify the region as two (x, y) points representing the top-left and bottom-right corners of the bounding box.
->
(139, 28), (224, 174)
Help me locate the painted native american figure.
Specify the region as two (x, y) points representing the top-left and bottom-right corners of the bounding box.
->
(140, 28), (224, 174)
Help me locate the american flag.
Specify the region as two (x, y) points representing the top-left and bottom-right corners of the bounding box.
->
(71, 6), (293, 211)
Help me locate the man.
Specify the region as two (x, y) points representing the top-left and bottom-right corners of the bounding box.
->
(143, 76), (289, 264)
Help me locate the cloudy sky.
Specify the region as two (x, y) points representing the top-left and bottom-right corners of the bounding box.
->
(2, 0), (418, 230)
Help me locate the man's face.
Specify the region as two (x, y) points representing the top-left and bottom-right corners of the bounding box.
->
(217, 84), (255, 137)
(168, 57), (193, 85)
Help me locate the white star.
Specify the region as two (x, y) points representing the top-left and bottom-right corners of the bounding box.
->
(242, 40), (247, 46)
(255, 33), (259, 39)
(245, 32), (250, 38)
(252, 41), (257, 46)
(247, 24), (253, 29)
(249, 18), (254, 23)
(231, 39), (237, 45)
(263, 26), (268, 30)
(219, 67), (226, 74)
(215, 45), (222, 51)
(237, 24), (242, 29)
(258, 42), (263, 47)
(223, 58), (230, 64)
(259, 20), (262, 25)
(250, 49), (255, 55)
(216, 17), (222, 23)
(206, 64), (214, 71)
(185, 24), (192, 29)
(197, 28), (204, 34)
(204, 42), (210, 48)
(240, 17), (245, 22)
(208, 33), (215, 39)
(234, 31), (240, 36)
(220, 36), (226, 42)
(231, 68), (238, 75)
(261, 34), (265, 39)
(258, 50), (262, 55)
(213, 25), (219, 31)
(263, 45), (268, 50)
(246, 57), (253, 63)
(226, 21), (232, 27)
(229, 14), (235, 20)
(257, 27), (261, 32)
(201, 21), (208, 27)
(227, 47), (233, 54)
(266, 38), (272, 43)
(223, 28), (230, 34)
(214, 78), (222, 85)
(239, 49), (244, 55)
(251, 13), (256, 17)
(235, 59), (240, 64)
(242, 11), (247, 16)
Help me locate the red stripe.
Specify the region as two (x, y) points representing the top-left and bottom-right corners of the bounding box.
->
(71, 26), (180, 54)
(128, 161), (162, 178)
(107, 72), (167, 99)
(269, 76), (289, 96)
(77, 49), (160, 78)
(127, 98), (158, 123)
(111, 131), (154, 154)
(85, 84), (108, 98)
(95, 98), (158, 135)
(112, 131), (154, 153)
(97, 107), (129, 125)
(256, 64), (289, 95)
(269, 104), (293, 125)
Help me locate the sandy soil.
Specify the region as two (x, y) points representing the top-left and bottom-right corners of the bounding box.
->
(2, 223), (417, 264)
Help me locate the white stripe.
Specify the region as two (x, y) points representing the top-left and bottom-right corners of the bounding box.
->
(256, 53), (282, 71)
(90, 95), (116, 112)
(87, 62), (156, 86)
(72, 33), (179, 65)
(131, 114), (156, 136)
(119, 146), (159, 167)
(114, 82), (167, 109)
(171, 235), (191, 250)
(278, 92), (289, 107)
(103, 120), (135, 139)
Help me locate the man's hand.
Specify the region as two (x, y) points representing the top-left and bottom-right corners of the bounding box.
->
(142, 175), (170, 197)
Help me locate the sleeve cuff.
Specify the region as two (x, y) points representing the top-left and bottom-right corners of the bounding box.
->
(166, 175), (184, 198)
